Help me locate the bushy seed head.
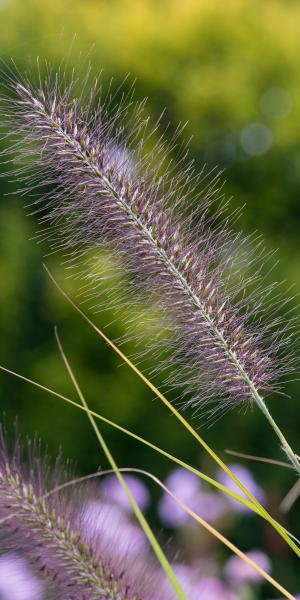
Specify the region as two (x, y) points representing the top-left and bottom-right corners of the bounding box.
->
(0, 426), (171, 599)
(0, 62), (298, 415)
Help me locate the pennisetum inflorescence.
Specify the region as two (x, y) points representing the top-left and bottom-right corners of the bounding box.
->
(0, 62), (299, 474)
(0, 425), (173, 600)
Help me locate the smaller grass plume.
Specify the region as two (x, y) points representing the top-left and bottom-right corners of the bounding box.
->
(0, 424), (174, 599)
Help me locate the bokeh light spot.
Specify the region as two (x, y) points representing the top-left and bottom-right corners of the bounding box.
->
(240, 122), (273, 156)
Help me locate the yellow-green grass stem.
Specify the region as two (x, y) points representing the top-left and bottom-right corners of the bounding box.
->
(54, 328), (187, 600)
(1, 362), (299, 553)
(0, 364), (271, 513)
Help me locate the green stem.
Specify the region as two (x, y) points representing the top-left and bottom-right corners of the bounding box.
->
(55, 330), (187, 600)
(253, 390), (300, 475)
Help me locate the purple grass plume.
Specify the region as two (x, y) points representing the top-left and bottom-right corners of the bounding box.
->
(0, 63), (298, 420)
(0, 426), (172, 600)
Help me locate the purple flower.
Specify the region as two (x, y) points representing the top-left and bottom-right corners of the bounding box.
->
(217, 464), (266, 512)
(199, 577), (235, 600)
(159, 492), (190, 527)
(159, 467), (226, 526)
(159, 467), (199, 525)
(172, 564), (201, 599)
(171, 565), (237, 600)
(159, 490), (226, 527)
(0, 554), (43, 600)
(176, 568), (233, 600)
(101, 474), (150, 512)
(224, 549), (271, 584)
(165, 467), (200, 500)
(193, 491), (226, 522)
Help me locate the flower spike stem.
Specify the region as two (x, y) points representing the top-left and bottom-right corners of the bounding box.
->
(253, 390), (300, 475)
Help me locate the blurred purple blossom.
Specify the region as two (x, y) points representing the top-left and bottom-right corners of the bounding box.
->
(159, 493), (190, 526)
(171, 564), (237, 600)
(165, 467), (200, 499)
(224, 549), (271, 584)
(0, 554), (43, 600)
(101, 474), (150, 512)
(217, 463), (266, 512)
(194, 491), (227, 521)
(159, 490), (226, 527)
(199, 577), (235, 600)
(158, 467), (226, 527)
(173, 563), (198, 588)
(173, 564), (202, 600)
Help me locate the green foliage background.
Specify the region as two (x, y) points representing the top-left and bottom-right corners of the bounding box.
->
(0, 1), (300, 597)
